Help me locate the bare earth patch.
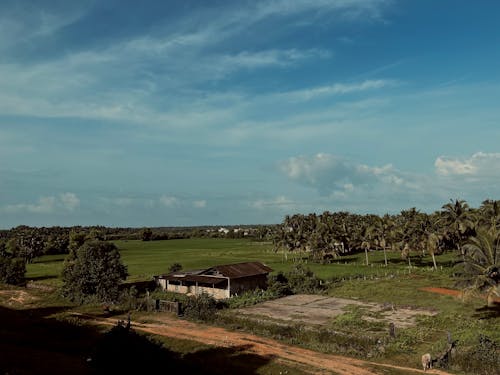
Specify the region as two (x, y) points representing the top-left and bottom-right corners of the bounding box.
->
(0, 289), (40, 307)
(236, 295), (437, 328)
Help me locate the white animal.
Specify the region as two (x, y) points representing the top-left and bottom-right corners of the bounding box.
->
(421, 353), (432, 371)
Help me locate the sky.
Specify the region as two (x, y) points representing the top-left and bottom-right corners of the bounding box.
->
(1, 0), (500, 228)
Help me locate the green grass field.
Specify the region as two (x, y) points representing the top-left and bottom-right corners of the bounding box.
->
(17, 238), (500, 374)
(26, 238), (458, 286)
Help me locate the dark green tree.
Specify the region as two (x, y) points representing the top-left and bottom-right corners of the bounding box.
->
(61, 241), (128, 303)
(168, 263), (182, 273)
(68, 230), (87, 253)
(0, 256), (25, 285)
(142, 228), (153, 241)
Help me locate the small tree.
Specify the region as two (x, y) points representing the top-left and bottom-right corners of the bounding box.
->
(62, 241), (128, 303)
(142, 228), (153, 241)
(0, 256), (26, 285)
(168, 263), (182, 273)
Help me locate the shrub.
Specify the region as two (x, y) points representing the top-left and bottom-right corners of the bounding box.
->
(168, 263), (183, 273)
(0, 256), (25, 285)
(182, 293), (218, 321)
(285, 264), (322, 294)
(453, 335), (499, 375)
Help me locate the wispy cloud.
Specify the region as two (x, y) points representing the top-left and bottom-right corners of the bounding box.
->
(252, 196), (296, 211)
(1, 193), (80, 214)
(284, 79), (397, 101)
(159, 195), (179, 207)
(193, 200), (207, 208)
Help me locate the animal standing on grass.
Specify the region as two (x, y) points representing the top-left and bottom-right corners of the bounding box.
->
(422, 353), (432, 371)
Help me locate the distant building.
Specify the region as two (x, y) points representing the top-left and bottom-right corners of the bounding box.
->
(155, 261), (273, 299)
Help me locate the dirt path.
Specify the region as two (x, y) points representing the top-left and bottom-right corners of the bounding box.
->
(76, 313), (452, 375)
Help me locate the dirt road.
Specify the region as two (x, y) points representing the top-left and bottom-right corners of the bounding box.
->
(78, 313), (453, 375)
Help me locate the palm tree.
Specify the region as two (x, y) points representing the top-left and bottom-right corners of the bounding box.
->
(462, 227), (500, 306)
(427, 233), (440, 270)
(440, 199), (476, 256)
(368, 214), (394, 266)
(479, 199), (500, 230)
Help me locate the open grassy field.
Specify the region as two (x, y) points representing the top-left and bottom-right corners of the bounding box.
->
(26, 238), (458, 286)
(14, 238), (500, 374)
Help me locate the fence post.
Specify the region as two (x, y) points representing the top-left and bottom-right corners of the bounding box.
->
(389, 322), (396, 338)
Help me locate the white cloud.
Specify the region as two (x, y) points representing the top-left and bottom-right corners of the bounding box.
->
(218, 48), (331, 70)
(159, 195), (179, 207)
(285, 79), (397, 101)
(1, 192), (79, 214)
(193, 200), (207, 208)
(435, 152), (500, 177)
(59, 192), (80, 211)
(279, 153), (407, 195)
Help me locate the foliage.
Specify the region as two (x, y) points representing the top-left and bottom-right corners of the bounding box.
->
(61, 240), (128, 303)
(168, 262), (183, 273)
(182, 293), (218, 321)
(461, 227), (499, 299)
(452, 335), (499, 375)
(227, 286), (286, 309)
(142, 227), (153, 241)
(0, 256), (26, 285)
(285, 264), (323, 294)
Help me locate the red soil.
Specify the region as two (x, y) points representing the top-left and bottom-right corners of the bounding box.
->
(420, 287), (500, 302)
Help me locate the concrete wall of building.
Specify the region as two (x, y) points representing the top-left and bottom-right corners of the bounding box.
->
(162, 281), (230, 299)
(158, 274), (268, 299)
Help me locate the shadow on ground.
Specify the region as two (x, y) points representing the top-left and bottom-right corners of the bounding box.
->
(0, 304), (274, 375)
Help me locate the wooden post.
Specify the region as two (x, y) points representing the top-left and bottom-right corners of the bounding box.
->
(389, 322), (396, 338)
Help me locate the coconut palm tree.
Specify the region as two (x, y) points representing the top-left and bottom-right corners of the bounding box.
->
(462, 227), (500, 306)
(479, 199), (500, 230)
(440, 199), (476, 256)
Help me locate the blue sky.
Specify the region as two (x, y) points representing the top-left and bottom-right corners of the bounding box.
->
(1, 0), (500, 228)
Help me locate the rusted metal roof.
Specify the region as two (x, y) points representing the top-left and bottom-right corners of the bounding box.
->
(158, 261), (272, 281)
(211, 261), (273, 279)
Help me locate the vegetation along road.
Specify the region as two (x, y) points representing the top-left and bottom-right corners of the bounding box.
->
(79, 313), (453, 375)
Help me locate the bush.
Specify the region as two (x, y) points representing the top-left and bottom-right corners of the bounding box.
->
(168, 263), (182, 273)
(285, 264), (322, 294)
(182, 293), (218, 321)
(0, 256), (25, 285)
(453, 335), (499, 375)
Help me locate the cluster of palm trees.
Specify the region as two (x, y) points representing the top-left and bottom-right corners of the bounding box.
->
(273, 199), (499, 300)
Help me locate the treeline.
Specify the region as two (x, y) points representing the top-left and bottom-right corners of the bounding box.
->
(0, 224), (275, 259)
(273, 199), (498, 264)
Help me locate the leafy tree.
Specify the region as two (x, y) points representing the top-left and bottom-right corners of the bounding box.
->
(142, 227), (153, 241)
(0, 256), (26, 285)
(17, 231), (45, 264)
(62, 241), (128, 303)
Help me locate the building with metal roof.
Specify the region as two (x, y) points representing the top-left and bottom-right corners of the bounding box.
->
(155, 261), (273, 299)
